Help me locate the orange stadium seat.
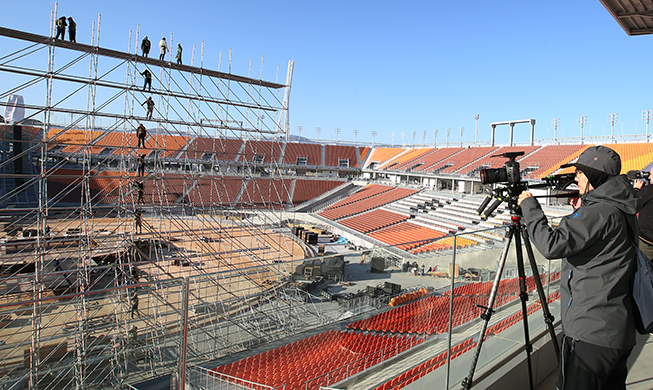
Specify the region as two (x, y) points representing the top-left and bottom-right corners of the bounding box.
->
(292, 179), (345, 205)
(283, 142), (322, 166)
(324, 144), (359, 167)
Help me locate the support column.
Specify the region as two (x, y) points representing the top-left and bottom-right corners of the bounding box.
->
(509, 123), (515, 146)
(530, 119), (536, 146)
(491, 124), (496, 147)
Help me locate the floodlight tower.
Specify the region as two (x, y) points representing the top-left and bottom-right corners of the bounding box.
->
(372, 130), (377, 146)
(335, 128), (340, 144)
(434, 129), (438, 148)
(354, 129), (359, 145)
(642, 110), (653, 143)
(391, 132), (395, 147)
(316, 127), (321, 143)
(577, 116), (587, 144)
(552, 118), (560, 144)
(474, 114), (479, 146)
(608, 113), (618, 143)
(297, 125), (303, 142)
(412, 131), (416, 147)
(401, 132), (405, 146)
(460, 127), (465, 147)
(446, 128), (451, 147)
(422, 130), (427, 146)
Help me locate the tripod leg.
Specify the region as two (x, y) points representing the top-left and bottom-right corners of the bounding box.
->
(461, 225), (515, 390)
(514, 228), (535, 390)
(521, 225), (561, 360)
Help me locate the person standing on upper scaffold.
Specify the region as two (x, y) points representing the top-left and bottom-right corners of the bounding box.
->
(67, 17), (76, 43)
(141, 36), (151, 57)
(55, 16), (67, 40)
(159, 37), (168, 61)
(176, 43), (183, 64)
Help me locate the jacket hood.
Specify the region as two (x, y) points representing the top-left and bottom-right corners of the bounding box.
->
(561, 145), (621, 175)
(584, 174), (641, 215)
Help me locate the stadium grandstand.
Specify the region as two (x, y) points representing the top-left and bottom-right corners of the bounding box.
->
(0, 3), (652, 390)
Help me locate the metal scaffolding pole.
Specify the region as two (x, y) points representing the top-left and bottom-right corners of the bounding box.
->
(0, 20), (326, 390)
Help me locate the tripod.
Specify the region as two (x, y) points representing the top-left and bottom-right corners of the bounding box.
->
(460, 211), (561, 390)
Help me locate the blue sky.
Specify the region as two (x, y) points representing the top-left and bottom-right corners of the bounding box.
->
(3, 1), (652, 145)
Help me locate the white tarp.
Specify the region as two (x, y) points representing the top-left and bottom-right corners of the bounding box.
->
(4, 95), (25, 123)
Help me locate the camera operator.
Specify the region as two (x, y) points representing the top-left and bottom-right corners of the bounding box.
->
(633, 175), (653, 260)
(517, 146), (640, 390)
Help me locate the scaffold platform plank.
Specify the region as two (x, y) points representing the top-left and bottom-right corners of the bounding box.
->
(0, 26), (286, 89)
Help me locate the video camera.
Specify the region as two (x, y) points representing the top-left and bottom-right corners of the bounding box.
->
(476, 151), (578, 219)
(627, 170), (651, 181)
(480, 152), (524, 185)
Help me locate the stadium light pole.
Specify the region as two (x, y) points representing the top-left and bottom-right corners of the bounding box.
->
(423, 130), (427, 147)
(474, 114), (479, 146)
(460, 127), (465, 147)
(297, 126), (302, 142)
(401, 132), (405, 146)
(391, 132), (395, 147)
(577, 116), (587, 145)
(412, 131), (416, 147)
(446, 128), (451, 147)
(354, 129), (359, 145)
(335, 128), (340, 145)
(642, 110), (653, 143)
(552, 118), (560, 144)
(372, 131), (377, 146)
(434, 129), (438, 148)
(608, 113), (618, 143)
(316, 127), (321, 143)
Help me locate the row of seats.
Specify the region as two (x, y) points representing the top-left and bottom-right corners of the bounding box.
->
(348, 273), (561, 336)
(366, 148), (406, 166)
(410, 147), (465, 172)
(384, 148), (435, 170)
(373, 338), (476, 390)
(238, 178), (292, 209)
(430, 147), (499, 174)
(518, 144), (586, 179)
(210, 274), (562, 390)
(180, 138), (242, 161)
(324, 144), (358, 167)
(291, 180), (344, 205)
(319, 188), (418, 221)
(47, 128), (364, 167)
(282, 143), (322, 166)
(347, 295), (481, 335)
(211, 330), (424, 390)
(410, 236), (477, 254)
(323, 184), (394, 210)
(45, 169), (345, 207)
(39, 128), (653, 180)
(339, 209), (410, 234)
(367, 222), (446, 251)
(456, 146), (540, 175)
(486, 291), (561, 337)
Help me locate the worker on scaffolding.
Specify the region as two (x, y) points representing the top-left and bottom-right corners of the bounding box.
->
(175, 43), (183, 65)
(159, 37), (168, 61)
(129, 325), (138, 342)
(130, 292), (140, 318)
(133, 180), (145, 204)
(140, 69), (152, 92)
(141, 36), (151, 57)
(136, 123), (147, 147)
(137, 154), (146, 177)
(67, 17), (76, 43)
(141, 97), (155, 120)
(55, 16), (67, 40)
(134, 209), (143, 234)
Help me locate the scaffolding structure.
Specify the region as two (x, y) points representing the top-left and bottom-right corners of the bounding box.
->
(0, 15), (360, 390)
